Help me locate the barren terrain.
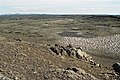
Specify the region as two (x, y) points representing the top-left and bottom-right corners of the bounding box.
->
(0, 15), (120, 80)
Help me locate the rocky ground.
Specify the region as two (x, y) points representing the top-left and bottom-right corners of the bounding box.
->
(59, 34), (120, 60)
(0, 37), (120, 80)
(0, 15), (120, 80)
(60, 34), (120, 54)
(59, 34), (120, 69)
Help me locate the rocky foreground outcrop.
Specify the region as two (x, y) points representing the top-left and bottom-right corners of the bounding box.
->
(49, 44), (92, 60)
(48, 44), (99, 66)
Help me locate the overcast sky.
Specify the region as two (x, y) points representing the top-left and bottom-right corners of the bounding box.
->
(0, 0), (120, 14)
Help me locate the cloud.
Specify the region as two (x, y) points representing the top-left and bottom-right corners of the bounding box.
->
(0, 0), (119, 6)
(0, 0), (120, 14)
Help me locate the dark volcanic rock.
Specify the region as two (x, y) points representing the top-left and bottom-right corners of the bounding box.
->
(14, 38), (22, 42)
(66, 67), (79, 73)
(112, 62), (120, 73)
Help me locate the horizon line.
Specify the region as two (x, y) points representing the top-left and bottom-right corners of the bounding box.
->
(0, 13), (120, 16)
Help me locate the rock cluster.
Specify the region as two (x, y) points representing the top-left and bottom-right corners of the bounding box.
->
(49, 44), (93, 62)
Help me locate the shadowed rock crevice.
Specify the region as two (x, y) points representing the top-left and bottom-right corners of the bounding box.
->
(112, 62), (120, 74)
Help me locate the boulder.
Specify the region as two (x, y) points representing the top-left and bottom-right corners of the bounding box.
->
(50, 44), (67, 56)
(50, 46), (59, 55)
(70, 49), (77, 58)
(112, 62), (120, 73)
(77, 49), (92, 61)
(15, 38), (22, 42)
(66, 67), (79, 72)
(66, 44), (73, 48)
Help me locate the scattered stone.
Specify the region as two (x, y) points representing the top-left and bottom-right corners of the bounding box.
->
(104, 74), (110, 79)
(44, 68), (98, 80)
(66, 44), (73, 48)
(60, 56), (65, 60)
(47, 44), (50, 46)
(21, 53), (27, 57)
(33, 71), (37, 74)
(14, 76), (19, 80)
(96, 64), (101, 67)
(14, 38), (22, 42)
(89, 59), (95, 64)
(71, 68), (79, 72)
(27, 47), (31, 50)
(66, 67), (71, 70)
(91, 66), (94, 68)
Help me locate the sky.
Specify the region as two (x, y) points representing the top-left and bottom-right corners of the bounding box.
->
(0, 0), (120, 15)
